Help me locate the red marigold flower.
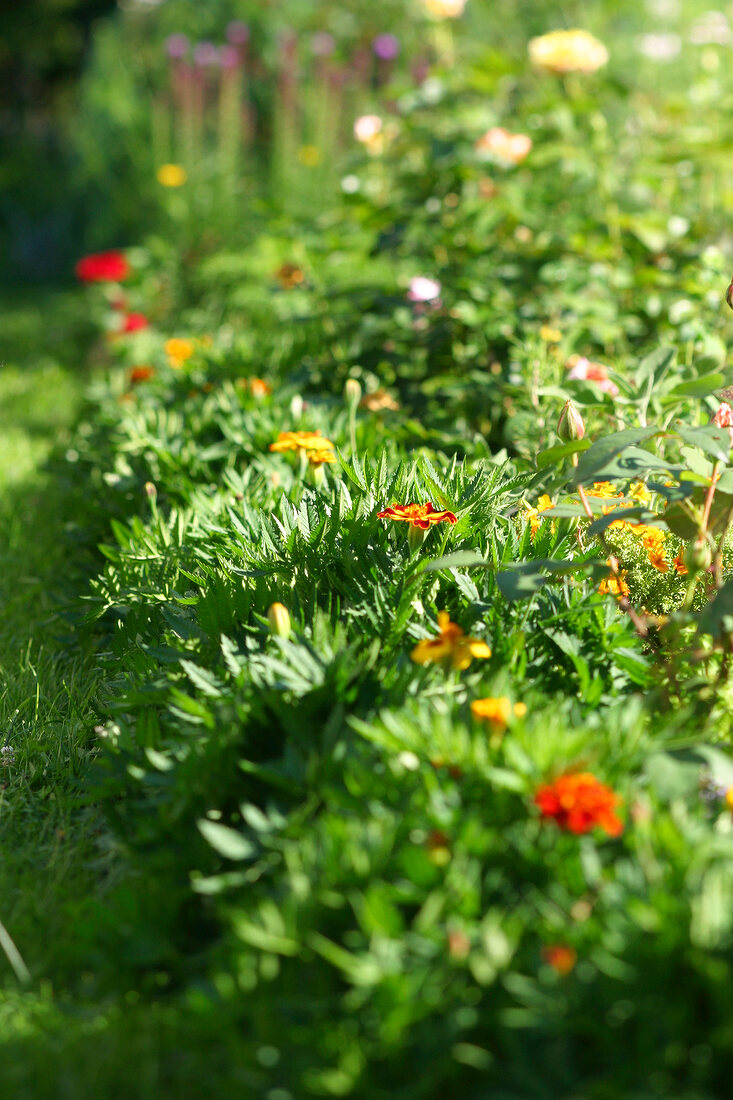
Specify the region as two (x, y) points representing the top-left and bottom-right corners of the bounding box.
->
(534, 772), (623, 837)
(542, 944), (577, 975)
(120, 313), (149, 334)
(129, 365), (155, 383)
(75, 250), (129, 283)
(377, 502), (457, 529)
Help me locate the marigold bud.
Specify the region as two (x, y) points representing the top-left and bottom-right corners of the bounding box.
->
(344, 378), (362, 407)
(267, 602), (291, 638)
(557, 399), (585, 442)
(144, 481), (157, 500)
(726, 279), (733, 310)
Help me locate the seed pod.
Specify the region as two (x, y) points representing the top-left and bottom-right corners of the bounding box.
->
(344, 378), (362, 407)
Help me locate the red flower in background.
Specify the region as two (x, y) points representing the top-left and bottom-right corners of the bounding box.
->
(534, 772), (623, 837)
(129, 365), (155, 384)
(120, 313), (149, 334)
(75, 250), (129, 283)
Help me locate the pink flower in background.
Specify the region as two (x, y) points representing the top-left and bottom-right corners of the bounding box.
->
(194, 42), (220, 67)
(226, 21), (250, 46)
(407, 276), (442, 303)
(311, 32), (336, 57)
(566, 355), (619, 396)
(165, 34), (190, 59)
(373, 34), (401, 60)
(475, 127), (532, 166)
(219, 45), (240, 69)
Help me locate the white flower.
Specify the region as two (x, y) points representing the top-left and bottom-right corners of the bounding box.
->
(353, 115), (383, 144)
(407, 277), (442, 302)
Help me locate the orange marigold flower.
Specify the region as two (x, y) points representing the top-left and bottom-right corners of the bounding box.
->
(129, 365), (155, 384)
(534, 772), (623, 837)
(250, 378), (272, 398)
(673, 554), (688, 575)
(360, 389), (399, 412)
(411, 611), (491, 671)
(647, 548), (669, 572)
(269, 431), (335, 454)
(275, 263), (305, 289)
(378, 502), (457, 530)
(165, 338), (196, 368)
(542, 944), (577, 975)
(598, 572), (629, 598)
(471, 697), (526, 728)
(307, 448), (336, 468)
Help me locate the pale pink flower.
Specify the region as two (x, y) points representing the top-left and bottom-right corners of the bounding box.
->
(712, 402), (733, 443)
(566, 355), (619, 397)
(475, 127), (532, 166)
(407, 277), (442, 303)
(354, 115), (383, 144)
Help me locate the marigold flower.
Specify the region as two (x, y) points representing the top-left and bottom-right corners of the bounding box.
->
(157, 163), (187, 187)
(540, 325), (562, 343)
(129, 365), (155, 384)
(250, 378), (272, 398)
(270, 431), (335, 454)
(673, 554), (688, 575)
(525, 494), (554, 537)
(119, 312), (149, 334)
(534, 772), (623, 837)
(267, 602), (291, 638)
(598, 572), (629, 598)
(471, 697), (526, 728)
(629, 481), (651, 504)
(529, 29), (609, 74)
(542, 944), (577, 975)
(275, 263), (305, 289)
(647, 548), (669, 573)
(360, 389), (399, 412)
(475, 127), (532, 166)
(165, 338), (196, 367)
(378, 502), (457, 530)
(76, 250), (129, 283)
(411, 611), (491, 670)
(307, 449), (336, 468)
(585, 481), (620, 499)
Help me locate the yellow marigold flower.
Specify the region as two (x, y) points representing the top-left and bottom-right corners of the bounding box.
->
(157, 163), (188, 187)
(585, 481), (620, 499)
(471, 696), (526, 728)
(629, 481), (651, 504)
(165, 338), (196, 368)
(540, 325), (562, 343)
(598, 570), (630, 598)
(525, 494), (554, 537)
(647, 549), (669, 573)
(423, 0), (466, 17)
(269, 431), (335, 454)
(725, 787), (733, 812)
(411, 611), (491, 671)
(307, 448), (336, 468)
(528, 29), (609, 74)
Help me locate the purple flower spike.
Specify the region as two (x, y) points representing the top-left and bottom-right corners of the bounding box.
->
(311, 31), (336, 57)
(194, 41), (220, 67)
(219, 45), (240, 69)
(165, 33), (190, 60)
(226, 21), (250, 46)
(373, 33), (400, 60)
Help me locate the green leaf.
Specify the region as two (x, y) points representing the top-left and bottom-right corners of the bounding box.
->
(675, 425), (731, 465)
(423, 551), (490, 572)
(662, 373), (726, 400)
(636, 347), (676, 386)
(496, 557), (605, 602)
(535, 439), (591, 470)
(696, 578), (733, 638)
(197, 819), (256, 860)
(573, 428), (660, 484)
